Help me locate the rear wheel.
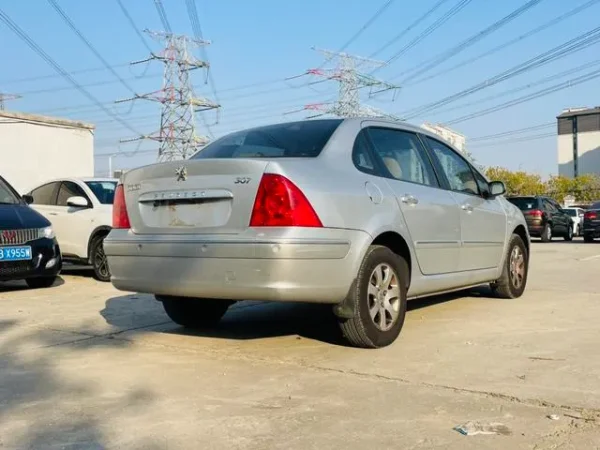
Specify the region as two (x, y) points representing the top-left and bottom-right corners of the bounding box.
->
(564, 224), (574, 241)
(491, 234), (528, 299)
(158, 296), (233, 328)
(584, 234), (594, 243)
(338, 245), (408, 349)
(540, 223), (552, 242)
(90, 235), (111, 282)
(26, 276), (57, 289)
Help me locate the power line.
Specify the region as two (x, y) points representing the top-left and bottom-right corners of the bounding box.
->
(380, 0), (474, 69)
(369, 0), (452, 59)
(470, 122), (555, 142)
(445, 65), (600, 125)
(153, 0), (172, 33)
(0, 7), (142, 136)
(0, 62), (133, 86)
(400, 26), (600, 119)
(408, 0), (600, 86)
(115, 0), (154, 53)
(47, 0), (137, 94)
(430, 57), (600, 117)
(335, 0), (396, 55)
(397, 0), (545, 83)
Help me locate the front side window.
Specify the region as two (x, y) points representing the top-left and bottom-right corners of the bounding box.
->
(85, 181), (117, 204)
(426, 137), (479, 196)
(191, 119), (343, 159)
(30, 182), (59, 205)
(57, 182), (88, 207)
(365, 127), (437, 187)
(543, 199), (558, 213)
(0, 177), (20, 205)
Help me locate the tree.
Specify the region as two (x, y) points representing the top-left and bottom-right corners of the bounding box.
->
(484, 166), (545, 196)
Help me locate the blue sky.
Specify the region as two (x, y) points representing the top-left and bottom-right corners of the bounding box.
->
(2, 0), (599, 177)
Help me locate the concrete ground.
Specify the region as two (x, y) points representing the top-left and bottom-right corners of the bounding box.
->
(1, 239), (600, 449)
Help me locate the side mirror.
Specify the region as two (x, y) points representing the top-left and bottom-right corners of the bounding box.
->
(22, 194), (34, 204)
(488, 181), (506, 197)
(67, 196), (90, 208)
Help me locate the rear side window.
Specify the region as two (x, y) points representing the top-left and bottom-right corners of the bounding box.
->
(508, 197), (537, 210)
(30, 182), (59, 205)
(191, 119), (343, 159)
(57, 182), (88, 207)
(564, 209), (577, 217)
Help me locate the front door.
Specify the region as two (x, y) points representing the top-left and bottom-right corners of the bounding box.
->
(363, 125), (461, 275)
(53, 181), (95, 258)
(424, 137), (506, 272)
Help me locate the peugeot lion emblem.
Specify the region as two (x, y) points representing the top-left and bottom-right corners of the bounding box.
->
(175, 166), (188, 182)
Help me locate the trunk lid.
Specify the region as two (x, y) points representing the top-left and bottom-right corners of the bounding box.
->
(122, 159), (269, 235)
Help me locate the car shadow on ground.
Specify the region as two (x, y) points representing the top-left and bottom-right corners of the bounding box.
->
(0, 276), (65, 293)
(101, 285), (496, 347)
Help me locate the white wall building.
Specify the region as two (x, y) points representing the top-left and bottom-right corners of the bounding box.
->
(557, 107), (600, 178)
(421, 122), (467, 154)
(0, 111), (94, 193)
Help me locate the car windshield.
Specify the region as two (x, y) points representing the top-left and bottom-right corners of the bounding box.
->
(191, 119), (343, 159)
(591, 201), (600, 210)
(0, 177), (20, 205)
(85, 181), (117, 204)
(564, 209), (577, 217)
(508, 197), (537, 210)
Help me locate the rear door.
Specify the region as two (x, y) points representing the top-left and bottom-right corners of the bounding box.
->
(361, 125), (461, 275)
(423, 136), (506, 272)
(53, 181), (95, 258)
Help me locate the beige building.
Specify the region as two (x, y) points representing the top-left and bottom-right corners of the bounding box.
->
(0, 111), (94, 193)
(557, 107), (600, 178)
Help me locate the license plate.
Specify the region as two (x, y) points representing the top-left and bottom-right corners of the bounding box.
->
(0, 246), (32, 261)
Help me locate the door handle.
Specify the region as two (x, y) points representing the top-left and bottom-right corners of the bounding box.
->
(401, 194), (418, 205)
(461, 203), (473, 212)
(48, 212), (58, 216)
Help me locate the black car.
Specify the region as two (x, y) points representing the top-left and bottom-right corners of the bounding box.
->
(0, 175), (62, 288)
(507, 195), (573, 242)
(582, 200), (600, 243)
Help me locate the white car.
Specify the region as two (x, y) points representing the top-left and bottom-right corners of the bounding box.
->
(563, 207), (585, 236)
(26, 178), (117, 281)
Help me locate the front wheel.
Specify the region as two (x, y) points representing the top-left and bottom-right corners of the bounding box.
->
(26, 276), (57, 289)
(158, 296), (233, 328)
(338, 245), (408, 349)
(91, 235), (111, 282)
(564, 225), (574, 241)
(491, 234), (528, 299)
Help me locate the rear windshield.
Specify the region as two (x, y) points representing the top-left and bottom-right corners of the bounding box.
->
(563, 208), (577, 217)
(508, 197), (537, 210)
(591, 202), (600, 209)
(0, 177), (20, 205)
(191, 119), (343, 159)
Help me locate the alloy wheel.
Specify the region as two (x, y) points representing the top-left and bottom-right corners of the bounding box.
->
(509, 246), (526, 290)
(367, 263), (401, 332)
(94, 242), (110, 279)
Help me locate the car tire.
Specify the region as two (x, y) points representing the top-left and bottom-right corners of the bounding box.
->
(540, 223), (552, 242)
(338, 245), (408, 349)
(564, 225), (574, 241)
(491, 234), (528, 299)
(158, 296), (233, 328)
(26, 276), (57, 289)
(584, 234), (594, 243)
(90, 234), (111, 282)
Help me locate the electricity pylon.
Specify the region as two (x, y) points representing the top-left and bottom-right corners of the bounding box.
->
(287, 47), (401, 119)
(0, 93), (21, 110)
(117, 30), (219, 162)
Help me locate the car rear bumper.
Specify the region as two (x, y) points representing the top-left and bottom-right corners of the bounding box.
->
(583, 225), (600, 237)
(104, 229), (372, 304)
(0, 238), (62, 281)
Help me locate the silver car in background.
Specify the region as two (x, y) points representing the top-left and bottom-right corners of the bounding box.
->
(105, 118), (530, 348)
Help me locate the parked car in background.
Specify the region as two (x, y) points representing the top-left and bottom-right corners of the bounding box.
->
(582, 200), (600, 243)
(563, 207), (585, 236)
(26, 178), (117, 281)
(0, 175), (62, 288)
(507, 196), (573, 242)
(105, 118), (531, 349)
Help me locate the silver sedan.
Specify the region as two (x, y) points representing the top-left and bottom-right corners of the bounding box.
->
(104, 118), (530, 348)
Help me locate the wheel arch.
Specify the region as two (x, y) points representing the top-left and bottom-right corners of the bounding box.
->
(512, 224), (529, 255)
(87, 226), (112, 263)
(370, 231), (413, 290)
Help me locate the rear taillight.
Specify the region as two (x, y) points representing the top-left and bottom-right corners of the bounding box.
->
(112, 184), (131, 229)
(250, 174), (322, 227)
(584, 211), (597, 220)
(526, 209), (543, 218)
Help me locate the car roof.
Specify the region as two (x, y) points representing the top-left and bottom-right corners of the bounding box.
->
(33, 177), (118, 186)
